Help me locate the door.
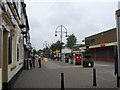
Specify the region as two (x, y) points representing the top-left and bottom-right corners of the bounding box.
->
(75, 53), (82, 65)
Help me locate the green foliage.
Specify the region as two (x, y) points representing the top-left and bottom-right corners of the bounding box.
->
(50, 40), (62, 51)
(37, 49), (43, 55)
(66, 34), (77, 49)
(33, 49), (37, 55)
(43, 47), (51, 54)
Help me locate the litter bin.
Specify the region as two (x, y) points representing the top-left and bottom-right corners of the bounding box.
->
(83, 60), (94, 67)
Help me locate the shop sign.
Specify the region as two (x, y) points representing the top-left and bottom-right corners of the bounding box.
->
(100, 44), (105, 47)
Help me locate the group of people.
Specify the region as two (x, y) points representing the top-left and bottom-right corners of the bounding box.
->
(29, 56), (35, 68)
(24, 55), (43, 70)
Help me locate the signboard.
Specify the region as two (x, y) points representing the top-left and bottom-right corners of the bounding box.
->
(62, 48), (71, 53)
(100, 44), (105, 47)
(53, 50), (60, 53)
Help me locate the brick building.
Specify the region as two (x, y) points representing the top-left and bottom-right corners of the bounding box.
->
(84, 28), (117, 61)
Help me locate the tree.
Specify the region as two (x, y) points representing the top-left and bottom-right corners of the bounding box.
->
(66, 34), (77, 49)
(33, 49), (37, 55)
(37, 49), (43, 55)
(50, 40), (62, 52)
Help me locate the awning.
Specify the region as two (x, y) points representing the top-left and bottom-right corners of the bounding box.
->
(79, 42), (117, 50)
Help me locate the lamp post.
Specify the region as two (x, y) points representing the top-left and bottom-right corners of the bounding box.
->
(43, 41), (49, 57)
(55, 25), (68, 61)
(43, 41), (48, 48)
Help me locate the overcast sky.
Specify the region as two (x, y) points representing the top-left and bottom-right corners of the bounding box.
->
(25, 0), (119, 50)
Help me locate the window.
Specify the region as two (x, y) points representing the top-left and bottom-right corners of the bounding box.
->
(85, 40), (89, 45)
(8, 37), (12, 64)
(91, 39), (95, 43)
(17, 44), (19, 61)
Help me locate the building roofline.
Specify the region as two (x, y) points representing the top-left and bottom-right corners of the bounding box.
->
(85, 28), (116, 39)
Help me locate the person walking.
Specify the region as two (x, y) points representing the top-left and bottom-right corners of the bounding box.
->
(32, 55), (35, 68)
(38, 56), (42, 68)
(30, 57), (33, 69)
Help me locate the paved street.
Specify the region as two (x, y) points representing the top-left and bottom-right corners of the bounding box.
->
(13, 59), (117, 88)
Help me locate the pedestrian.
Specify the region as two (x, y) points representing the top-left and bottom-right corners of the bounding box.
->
(32, 55), (35, 68)
(38, 56), (42, 68)
(30, 57), (33, 69)
(70, 53), (74, 64)
(65, 54), (69, 63)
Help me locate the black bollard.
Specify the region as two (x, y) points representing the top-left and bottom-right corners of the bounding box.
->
(93, 68), (97, 86)
(117, 74), (119, 87)
(61, 72), (64, 90)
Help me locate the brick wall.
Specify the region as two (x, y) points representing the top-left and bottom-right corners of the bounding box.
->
(85, 28), (117, 46)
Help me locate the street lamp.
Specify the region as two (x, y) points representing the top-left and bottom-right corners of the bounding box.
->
(55, 25), (68, 61)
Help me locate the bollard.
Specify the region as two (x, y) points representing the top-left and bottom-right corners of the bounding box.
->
(117, 74), (119, 87)
(61, 72), (64, 90)
(93, 68), (97, 86)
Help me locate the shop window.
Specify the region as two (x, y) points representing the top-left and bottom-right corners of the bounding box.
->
(8, 37), (12, 64)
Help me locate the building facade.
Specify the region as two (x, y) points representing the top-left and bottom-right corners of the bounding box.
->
(0, 0), (30, 89)
(84, 28), (117, 62)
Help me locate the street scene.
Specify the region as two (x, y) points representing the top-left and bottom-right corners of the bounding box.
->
(0, 0), (120, 89)
(13, 59), (116, 88)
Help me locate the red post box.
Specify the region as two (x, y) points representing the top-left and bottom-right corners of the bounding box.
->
(75, 53), (82, 65)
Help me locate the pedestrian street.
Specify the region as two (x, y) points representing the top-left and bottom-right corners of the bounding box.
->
(13, 59), (117, 88)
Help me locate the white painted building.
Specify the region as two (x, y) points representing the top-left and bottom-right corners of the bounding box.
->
(0, 0), (30, 89)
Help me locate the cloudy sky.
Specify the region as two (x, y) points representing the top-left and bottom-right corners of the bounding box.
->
(25, 0), (119, 50)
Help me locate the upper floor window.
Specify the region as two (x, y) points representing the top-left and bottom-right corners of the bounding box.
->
(91, 39), (95, 43)
(8, 37), (12, 64)
(85, 40), (89, 45)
